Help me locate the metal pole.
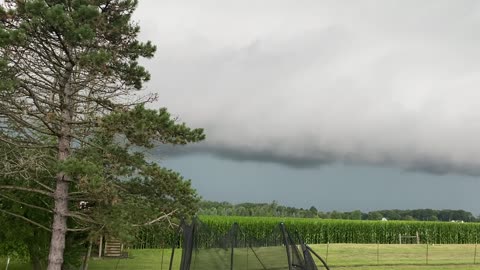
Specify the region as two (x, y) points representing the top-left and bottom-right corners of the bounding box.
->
(169, 244), (176, 270)
(306, 245), (331, 270)
(280, 223), (293, 270)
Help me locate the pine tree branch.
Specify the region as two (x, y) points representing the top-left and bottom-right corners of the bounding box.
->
(0, 208), (51, 232)
(0, 135), (55, 149)
(0, 193), (52, 213)
(30, 178), (55, 193)
(0, 185), (53, 197)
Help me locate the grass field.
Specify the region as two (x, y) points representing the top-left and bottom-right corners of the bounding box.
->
(3, 244), (480, 269)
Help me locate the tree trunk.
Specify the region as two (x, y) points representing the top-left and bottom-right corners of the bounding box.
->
(47, 64), (74, 270)
(47, 173), (69, 270)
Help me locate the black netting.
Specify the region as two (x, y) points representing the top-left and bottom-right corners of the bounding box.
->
(173, 219), (330, 270)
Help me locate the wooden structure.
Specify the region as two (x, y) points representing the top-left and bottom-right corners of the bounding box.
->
(98, 236), (124, 257)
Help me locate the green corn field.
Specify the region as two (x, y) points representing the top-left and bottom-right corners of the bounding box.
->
(132, 216), (480, 249)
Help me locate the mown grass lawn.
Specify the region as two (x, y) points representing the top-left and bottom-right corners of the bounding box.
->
(3, 244), (480, 269)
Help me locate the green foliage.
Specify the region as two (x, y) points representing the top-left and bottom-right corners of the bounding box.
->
(101, 105), (205, 147)
(59, 106), (204, 244)
(0, 103), (205, 264)
(0, 189), (51, 268)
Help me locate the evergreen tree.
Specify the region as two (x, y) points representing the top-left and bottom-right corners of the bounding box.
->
(0, 1), (204, 269)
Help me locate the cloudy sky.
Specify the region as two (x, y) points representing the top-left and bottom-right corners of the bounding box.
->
(134, 0), (480, 214)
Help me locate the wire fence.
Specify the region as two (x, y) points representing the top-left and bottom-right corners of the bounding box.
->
(125, 243), (480, 268)
(310, 243), (479, 267)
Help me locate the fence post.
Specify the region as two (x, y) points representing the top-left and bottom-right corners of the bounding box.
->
(160, 244), (164, 270)
(426, 241), (429, 265)
(474, 242), (477, 264)
(325, 242), (329, 264)
(5, 256), (10, 270)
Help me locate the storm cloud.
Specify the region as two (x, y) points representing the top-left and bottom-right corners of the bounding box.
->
(136, 1), (480, 176)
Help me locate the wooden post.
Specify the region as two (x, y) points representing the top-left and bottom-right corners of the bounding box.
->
(246, 233), (249, 268)
(326, 242), (329, 264)
(474, 242), (477, 264)
(98, 236), (103, 258)
(416, 232), (420, 244)
(104, 238), (107, 257)
(399, 234), (402, 244)
(160, 247), (164, 270)
(426, 241), (429, 265)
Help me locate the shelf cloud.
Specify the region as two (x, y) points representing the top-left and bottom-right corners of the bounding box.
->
(138, 0), (480, 176)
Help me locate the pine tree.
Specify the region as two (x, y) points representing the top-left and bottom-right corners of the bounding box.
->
(0, 1), (204, 269)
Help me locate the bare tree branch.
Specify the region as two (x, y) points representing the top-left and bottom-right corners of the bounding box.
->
(67, 227), (93, 232)
(133, 209), (178, 227)
(68, 212), (101, 224)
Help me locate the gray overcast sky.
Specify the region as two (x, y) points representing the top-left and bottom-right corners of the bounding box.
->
(134, 1), (480, 213)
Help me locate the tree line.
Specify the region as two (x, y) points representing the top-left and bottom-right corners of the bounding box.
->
(198, 200), (477, 222)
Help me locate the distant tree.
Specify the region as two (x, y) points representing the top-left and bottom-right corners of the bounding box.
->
(368, 212), (383, 220)
(382, 210), (401, 220)
(349, 210), (362, 220)
(306, 206), (318, 218)
(209, 208), (218, 216)
(235, 206), (248, 216)
(318, 211), (328, 219)
(276, 205), (287, 216)
(196, 200), (479, 223)
(330, 211), (342, 219)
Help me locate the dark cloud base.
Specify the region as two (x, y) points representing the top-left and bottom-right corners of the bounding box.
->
(153, 143), (331, 168)
(152, 143), (480, 177)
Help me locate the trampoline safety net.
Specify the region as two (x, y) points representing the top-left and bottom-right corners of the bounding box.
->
(172, 219), (330, 270)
